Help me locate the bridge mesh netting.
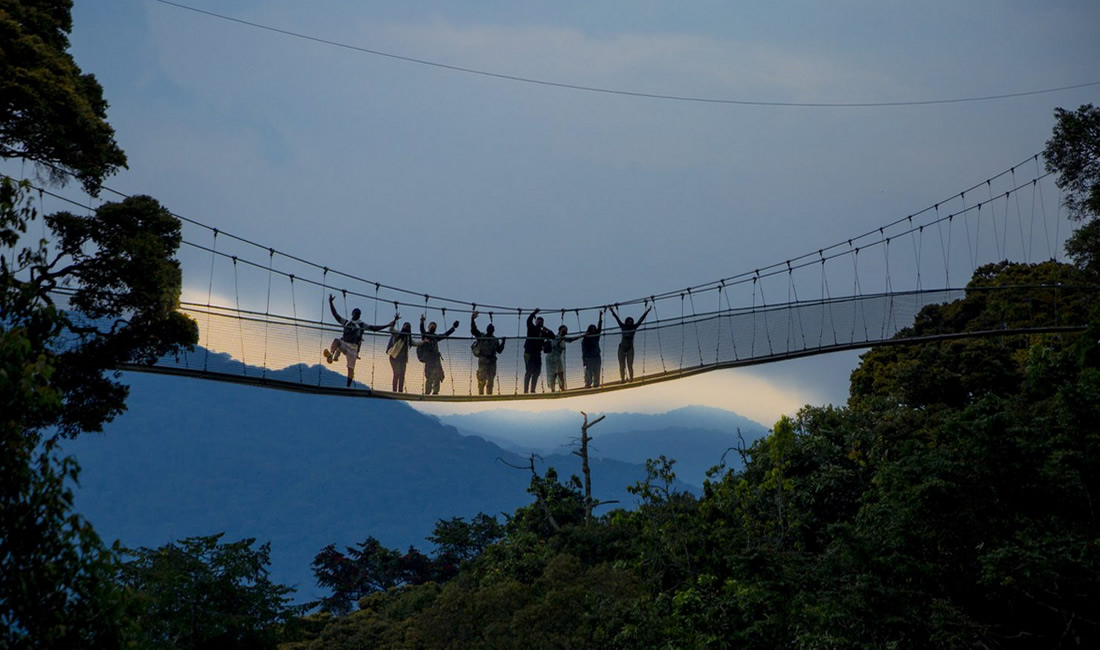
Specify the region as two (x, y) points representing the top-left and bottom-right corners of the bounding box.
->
(131, 281), (1084, 401)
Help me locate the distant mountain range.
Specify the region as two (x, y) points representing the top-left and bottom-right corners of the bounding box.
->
(442, 406), (768, 486)
(60, 353), (770, 602)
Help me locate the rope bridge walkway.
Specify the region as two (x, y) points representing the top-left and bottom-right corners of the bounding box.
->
(124, 285), (1086, 401)
(17, 154), (1097, 401)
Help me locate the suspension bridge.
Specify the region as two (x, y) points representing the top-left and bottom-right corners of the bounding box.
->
(14, 154), (1096, 401)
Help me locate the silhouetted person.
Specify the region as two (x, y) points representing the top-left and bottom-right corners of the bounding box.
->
(324, 294), (397, 387)
(610, 304), (651, 382)
(470, 311), (506, 395)
(581, 309), (604, 388)
(419, 315), (459, 395)
(546, 324), (582, 392)
(523, 308), (554, 393)
(385, 320), (416, 392)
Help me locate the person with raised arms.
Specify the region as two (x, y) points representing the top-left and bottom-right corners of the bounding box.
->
(324, 294), (397, 387)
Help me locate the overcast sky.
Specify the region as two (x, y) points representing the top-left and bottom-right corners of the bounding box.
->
(17, 1), (1100, 425)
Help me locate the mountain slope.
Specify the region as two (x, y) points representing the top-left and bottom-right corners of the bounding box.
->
(62, 367), (649, 602)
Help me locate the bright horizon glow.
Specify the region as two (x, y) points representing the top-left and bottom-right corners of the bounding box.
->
(411, 364), (842, 428)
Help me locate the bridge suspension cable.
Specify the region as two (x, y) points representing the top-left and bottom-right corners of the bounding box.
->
(3, 153), (1089, 401)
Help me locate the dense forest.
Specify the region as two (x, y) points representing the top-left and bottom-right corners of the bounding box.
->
(2, 2), (1098, 648)
(272, 254), (1099, 649)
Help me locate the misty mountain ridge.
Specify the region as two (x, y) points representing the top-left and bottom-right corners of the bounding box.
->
(442, 405), (769, 485)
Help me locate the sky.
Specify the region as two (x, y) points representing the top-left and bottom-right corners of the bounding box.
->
(14, 0), (1100, 426)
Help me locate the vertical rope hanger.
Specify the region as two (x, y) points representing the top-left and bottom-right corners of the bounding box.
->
(908, 218), (922, 294)
(974, 202), (984, 270)
(290, 274), (303, 383)
(751, 273), (760, 356)
(490, 309), (499, 394)
(679, 294), (686, 371)
(37, 183), (46, 241)
(232, 257), (247, 374)
(1053, 185), (1062, 263)
(818, 252), (831, 347)
(881, 236), (893, 338)
(987, 180), (1003, 260)
(757, 274), (775, 355)
(514, 308), (522, 395)
(933, 205), (951, 288)
(721, 281), (740, 361)
(649, 297), (667, 376)
(961, 191), (975, 274)
(371, 283), (379, 388)
(317, 267), (328, 386)
(787, 261), (808, 353)
(261, 248), (274, 380)
(467, 303), (476, 396)
(714, 284), (724, 363)
(441, 306), (455, 396)
(687, 289), (704, 368)
(203, 229), (218, 372)
(1033, 156), (1052, 260)
(785, 265), (794, 354)
(850, 244), (869, 343)
(1011, 168), (1028, 262)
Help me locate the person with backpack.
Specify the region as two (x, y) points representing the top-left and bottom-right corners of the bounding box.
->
(581, 309), (605, 388)
(386, 320), (417, 393)
(523, 308), (555, 393)
(610, 303), (652, 383)
(470, 311), (506, 395)
(546, 324), (582, 392)
(323, 294), (398, 387)
(419, 314), (460, 395)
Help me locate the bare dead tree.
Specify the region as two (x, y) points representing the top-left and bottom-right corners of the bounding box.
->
(574, 411), (605, 524)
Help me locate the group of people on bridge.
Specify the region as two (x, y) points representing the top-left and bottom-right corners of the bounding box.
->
(323, 294), (652, 395)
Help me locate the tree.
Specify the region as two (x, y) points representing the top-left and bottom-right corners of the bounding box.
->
(0, 0), (127, 193)
(311, 537), (455, 615)
(1, 3), (197, 644)
(118, 534), (303, 649)
(1045, 104), (1100, 224)
(1, 178), (198, 647)
(427, 513), (504, 564)
(1045, 104), (1100, 275)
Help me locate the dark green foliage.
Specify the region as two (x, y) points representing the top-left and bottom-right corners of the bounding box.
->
(0, 0), (127, 193)
(428, 512), (504, 564)
(118, 534), (303, 649)
(1, 179), (193, 644)
(293, 259), (1100, 649)
(1, 6), (195, 637)
(1045, 104), (1100, 224)
(1045, 104), (1100, 278)
(312, 514), (504, 616)
(0, 435), (132, 649)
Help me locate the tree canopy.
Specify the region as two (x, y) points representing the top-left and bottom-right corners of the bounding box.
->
(1, 2), (195, 645)
(0, 0), (126, 193)
(287, 260), (1099, 649)
(118, 534), (303, 649)
(1045, 104), (1100, 276)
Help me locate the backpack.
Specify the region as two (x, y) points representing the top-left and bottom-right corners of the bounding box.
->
(343, 320), (366, 345)
(472, 337), (493, 358)
(542, 338), (552, 354)
(416, 342), (431, 362)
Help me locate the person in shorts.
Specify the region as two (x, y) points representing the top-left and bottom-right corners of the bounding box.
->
(324, 294), (397, 387)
